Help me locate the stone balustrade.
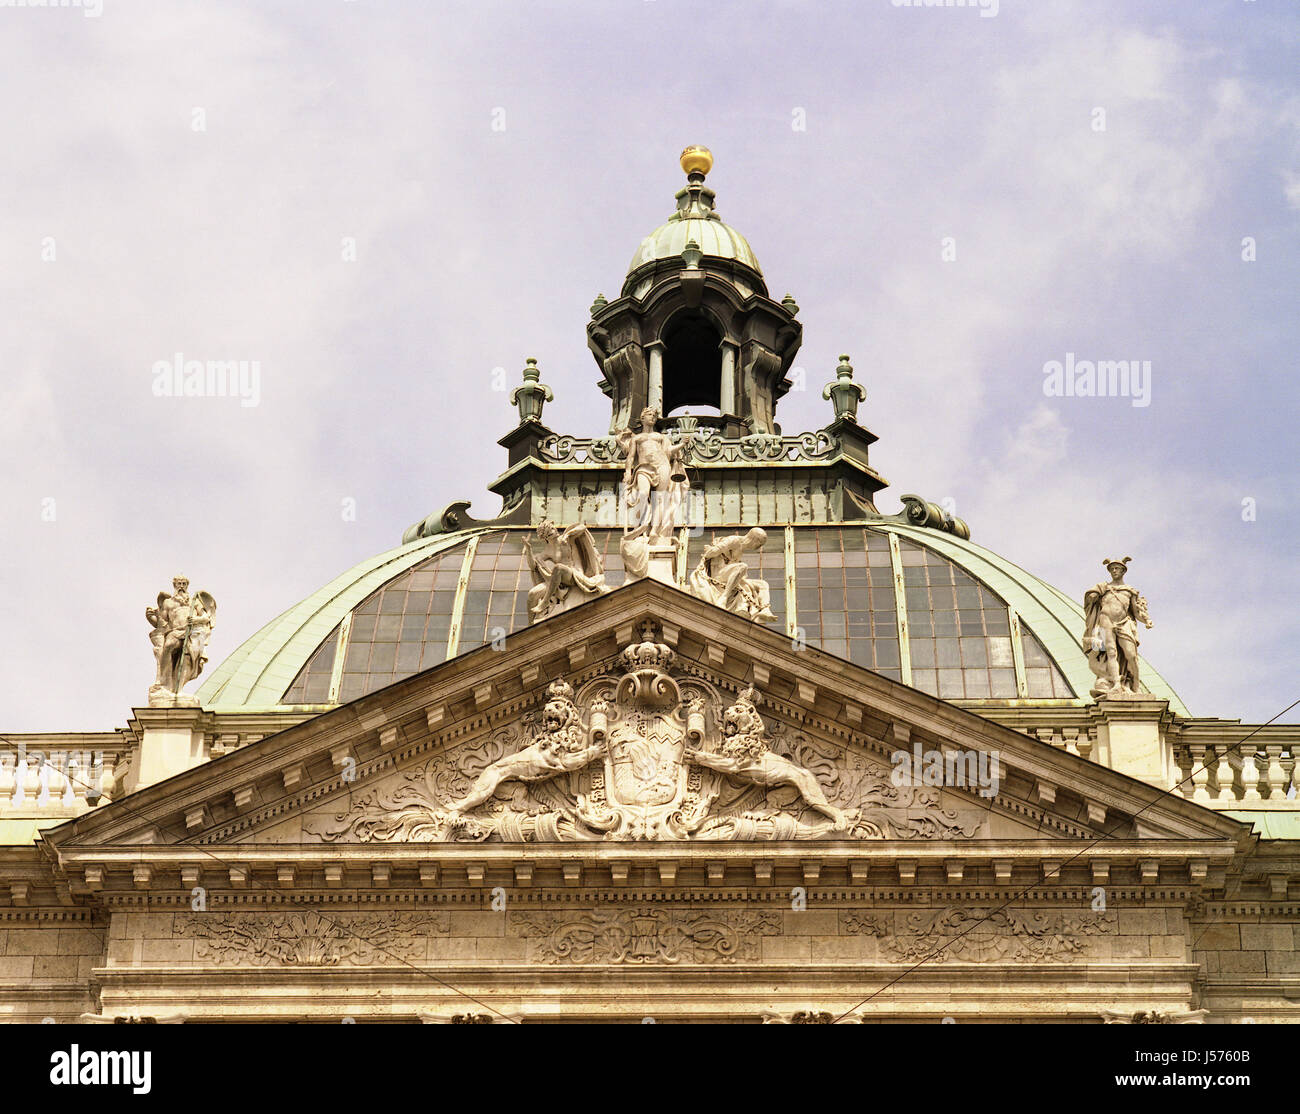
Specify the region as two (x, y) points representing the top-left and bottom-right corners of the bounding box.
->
(1007, 711), (1299, 812)
(1173, 743), (1298, 805)
(1031, 726), (1098, 761)
(2, 716), (1295, 816)
(0, 746), (117, 814)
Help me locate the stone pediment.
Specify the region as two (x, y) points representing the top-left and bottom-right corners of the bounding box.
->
(42, 580), (1247, 880)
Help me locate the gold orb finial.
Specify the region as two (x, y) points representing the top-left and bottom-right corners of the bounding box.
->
(680, 145), (713, 177)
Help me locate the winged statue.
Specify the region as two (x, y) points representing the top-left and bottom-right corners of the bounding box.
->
(146, 575), (217, 707)
(524, 520), (610, 623)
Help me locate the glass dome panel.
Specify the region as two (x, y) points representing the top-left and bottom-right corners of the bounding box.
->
(790, 527), (901, 681)
(282, 627), (337, 705)
(330, 550), (463, 702)
(1021, 623), (1075, 698)
(279, 525), (1089, 707)
(896, 537), (1024, 700)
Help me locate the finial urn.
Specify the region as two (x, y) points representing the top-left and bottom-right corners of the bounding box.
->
(509, 357), (554, 425)
(822, 354), (867, 423)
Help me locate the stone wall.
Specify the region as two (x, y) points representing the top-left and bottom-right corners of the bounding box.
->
(1193, 905), (1300, 1023)
(0, 912), (103, 1022)
(2, 893), (1289, 1023)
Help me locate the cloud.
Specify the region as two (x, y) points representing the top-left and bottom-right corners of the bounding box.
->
(0, 1), (1295, 729)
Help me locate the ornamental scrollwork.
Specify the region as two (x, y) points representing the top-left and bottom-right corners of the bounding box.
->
(509, 907), (782, 965)
(536, 434), (623, 464)
(305, 622), (985, 844)
(535, 432), (841, 466)
(843, 906), (1116, 963)
(175, 910), (450, 967)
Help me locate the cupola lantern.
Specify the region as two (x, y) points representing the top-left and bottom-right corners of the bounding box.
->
(587, 149), (804, 438)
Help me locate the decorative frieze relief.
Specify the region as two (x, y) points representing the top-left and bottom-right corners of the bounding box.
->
(534, 429), (840, 466)
(508, 907), (782, 965)
(174, 910), (449, 967)
(760, 1008), (840, 1024)
(842, 906), (1117, 963)
(1100, 1009), (1208, 1024)
(419, 1011), (515, 1024)
(306, 623), (984, 844)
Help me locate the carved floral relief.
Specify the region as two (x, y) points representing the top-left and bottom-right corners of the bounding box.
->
(509, 908), (782, 965)
(842, 906), (1117, 963)
(175, 910), (450, 967)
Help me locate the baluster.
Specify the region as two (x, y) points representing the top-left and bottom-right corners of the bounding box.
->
(1190, 745), (1211, 802)
(45, 752), (65, 806)
(1214, 746), (1237, 801)
(0, 751), (14, 809)
(1240, 749), (1262, 801)
(1173, 746), (1194, 797)
(35, 752), (52, 807)
(1077, 732), (1094, 763)
(60, 755), (79, 807)
(1263, 745), (1286, 799)
(15, 749), (37, 807)
(97, 758), (116, 804)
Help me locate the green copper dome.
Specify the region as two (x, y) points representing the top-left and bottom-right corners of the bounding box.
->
(627, 216), (761, 276)
(197, 523), (1189, 717)
(624, 154), (763, 283)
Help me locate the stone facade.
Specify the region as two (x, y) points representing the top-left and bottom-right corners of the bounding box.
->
(3, 150), (1296, 1026)
(4, 582), (1297, 1023)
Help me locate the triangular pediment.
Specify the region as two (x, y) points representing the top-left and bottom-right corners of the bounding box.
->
(44, 579), (1247, 880)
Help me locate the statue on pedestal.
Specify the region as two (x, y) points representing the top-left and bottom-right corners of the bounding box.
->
(617, 407), (689, 580)
(146, 576), (216, 707)
(1083, 557), (1153, 699)
(524, 520), (609, 623)
(688, 527), (778, 622)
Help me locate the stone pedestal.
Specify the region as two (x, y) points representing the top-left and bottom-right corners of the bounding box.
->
(619, 537), (682, 588)
(642, 543), (680, 587)
(126, 707), (209, 793)
(1088, 697), (1173, 789)
(534, 587), (598, 624)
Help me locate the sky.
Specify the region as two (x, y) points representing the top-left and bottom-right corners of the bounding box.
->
(0, 0), (1296, 732)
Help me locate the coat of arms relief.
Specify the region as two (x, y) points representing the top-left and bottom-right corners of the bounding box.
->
(308, 623), (983, 844)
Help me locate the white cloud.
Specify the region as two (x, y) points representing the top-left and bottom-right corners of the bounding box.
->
(0, 1), (1295, 729)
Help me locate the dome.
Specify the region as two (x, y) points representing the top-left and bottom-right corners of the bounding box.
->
(196, 523), (1190, 716)
(627, 216), (761, 276)
(623, 149), (763, 283)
